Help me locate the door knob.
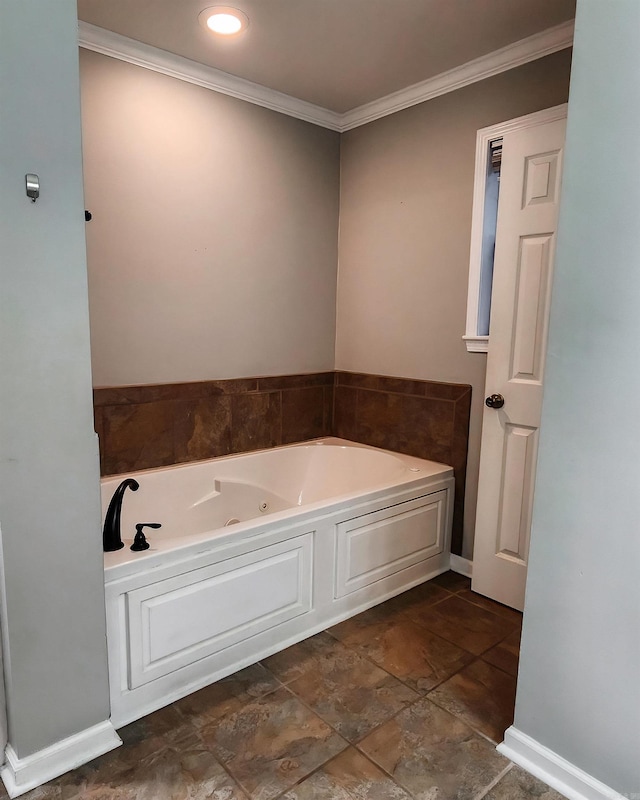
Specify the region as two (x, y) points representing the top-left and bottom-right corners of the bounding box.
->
(485, 393), (505, 409)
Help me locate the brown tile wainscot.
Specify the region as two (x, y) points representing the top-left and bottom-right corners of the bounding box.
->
(94, 371), (470, 555)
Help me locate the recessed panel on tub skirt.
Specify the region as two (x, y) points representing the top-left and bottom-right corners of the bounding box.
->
(126, 533), (313, 688)
(334, 492), (447, 598)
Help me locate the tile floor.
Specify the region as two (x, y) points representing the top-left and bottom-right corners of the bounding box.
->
(3, 573), (565, 800)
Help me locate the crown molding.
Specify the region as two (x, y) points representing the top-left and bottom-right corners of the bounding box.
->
(78, 19), (574, 134)
(340, 20), (574, 131)
(77, 22), (342, 131)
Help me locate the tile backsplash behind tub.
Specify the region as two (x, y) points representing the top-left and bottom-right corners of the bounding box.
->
(94, 370), (470, 554)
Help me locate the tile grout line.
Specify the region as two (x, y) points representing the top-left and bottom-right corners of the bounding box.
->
(178, 582), (511, 730)
(49, 574), (517, 800)
(317, 643), (429, 698)
(170, 667), (290, 729)
(478, 651), (520, 679)
(168, 578), (515, 793)
(312, 647), (513, 791)
(414, 614), (520, 660)
(457, 589), (523, 621)
(473, 620), (522, 657)
(190, 726), (253, 800)
(274, 683), (353, 783)
(323, 612), (481, 698)
(401, 595), (521, 658)
(473, 762), (514, 800)
(268, 746), (369, 800)
(175, 682), (298, 800)
(354, 385), (459, 402)
(269, 758), (332, 800)
(424, 686), (510, 748)
(263, 651), (436, 788)
(271, 656), (418, 748)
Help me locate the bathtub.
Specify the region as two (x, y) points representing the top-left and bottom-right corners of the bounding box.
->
(103, 437), (454, 727)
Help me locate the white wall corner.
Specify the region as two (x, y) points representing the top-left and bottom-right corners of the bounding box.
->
(449, 554), (473, 577)
(498, 727), (626, 800)
(0, 721), (121, 798)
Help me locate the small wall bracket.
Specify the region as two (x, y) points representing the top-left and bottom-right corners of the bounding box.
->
(25, 173), (39, 203)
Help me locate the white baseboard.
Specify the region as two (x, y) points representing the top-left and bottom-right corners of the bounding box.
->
(498, 726), (625, 800)
(450, 554), (473, 577)
(0, 720), (121, 798)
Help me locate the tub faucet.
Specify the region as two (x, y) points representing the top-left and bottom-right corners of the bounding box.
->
(103, 478), (139, 552)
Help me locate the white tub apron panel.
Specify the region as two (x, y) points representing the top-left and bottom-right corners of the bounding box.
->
(127, 533), (313, 689)
(335, 490), (447, 598)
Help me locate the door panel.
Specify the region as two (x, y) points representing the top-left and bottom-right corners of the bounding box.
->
(511, 235), (553, 382)
(496, 424), (538, 563)
(472, 114), (566, 611)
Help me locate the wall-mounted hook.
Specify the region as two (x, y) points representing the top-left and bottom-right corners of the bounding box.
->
(85, 210), (92, 221)
(25, 174), (39, 203)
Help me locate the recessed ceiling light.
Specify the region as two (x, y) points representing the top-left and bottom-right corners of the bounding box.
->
(198, 6), (249, 36)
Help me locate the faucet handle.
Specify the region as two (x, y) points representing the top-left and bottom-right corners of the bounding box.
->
(130, 522), (162, 552)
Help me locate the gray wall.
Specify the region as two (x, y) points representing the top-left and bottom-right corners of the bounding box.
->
(0, 596), (6, 757)
(335, 50), (573, 558)
(80, 50), (340, 387)
(0, 0), (111, 757)
(515, 1), (640, 793)
(81, 47), (572, 559)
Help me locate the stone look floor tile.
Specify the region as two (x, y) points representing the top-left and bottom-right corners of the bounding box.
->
(456, 590), (523, 625)
(118, 702), (200, 755)
(61, 738), (248, 800)
(382, 581), (452, 615)
(331, 614), (474, 694)
(4, 577), (525, 800)
(481, 629), (521, 677)
(0, 783), (61, 800)
(430, 571), (472, 593)
(328, 583), (451, 647)
(122, 741), (248, 800)
(173, 663), (282, 728)
(198, 685), (347, 800)
(63, 786), (140, 800)
(327, 606), (401, 646)
(264, 633), (418, 742)
(357, 696), (508, 800)
(57, 729), (205, 800)
(428, 659), (517, 743)
(282, 747), (414, 800)
(407, 595), (518, 655)
(262, 632), (337, 685)
(482, 765), (567, 799)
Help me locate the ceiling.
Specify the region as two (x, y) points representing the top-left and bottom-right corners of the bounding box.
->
(76, 0), (576, 114)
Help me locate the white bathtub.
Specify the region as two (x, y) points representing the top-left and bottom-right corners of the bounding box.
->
(103, 438), (454, 727)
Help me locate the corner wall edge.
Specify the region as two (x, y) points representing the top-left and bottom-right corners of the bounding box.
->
(450, 554), (473, 577)
(498, 726), (625, 800)
(1, 721), (121, 798)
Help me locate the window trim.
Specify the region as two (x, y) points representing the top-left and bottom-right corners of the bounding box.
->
(463, 103), (569, 353)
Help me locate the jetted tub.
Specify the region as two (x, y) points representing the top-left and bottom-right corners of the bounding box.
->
(103, 437), (454, 727)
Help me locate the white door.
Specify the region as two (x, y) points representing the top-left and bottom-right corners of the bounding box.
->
(472, 115), (567, 611)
